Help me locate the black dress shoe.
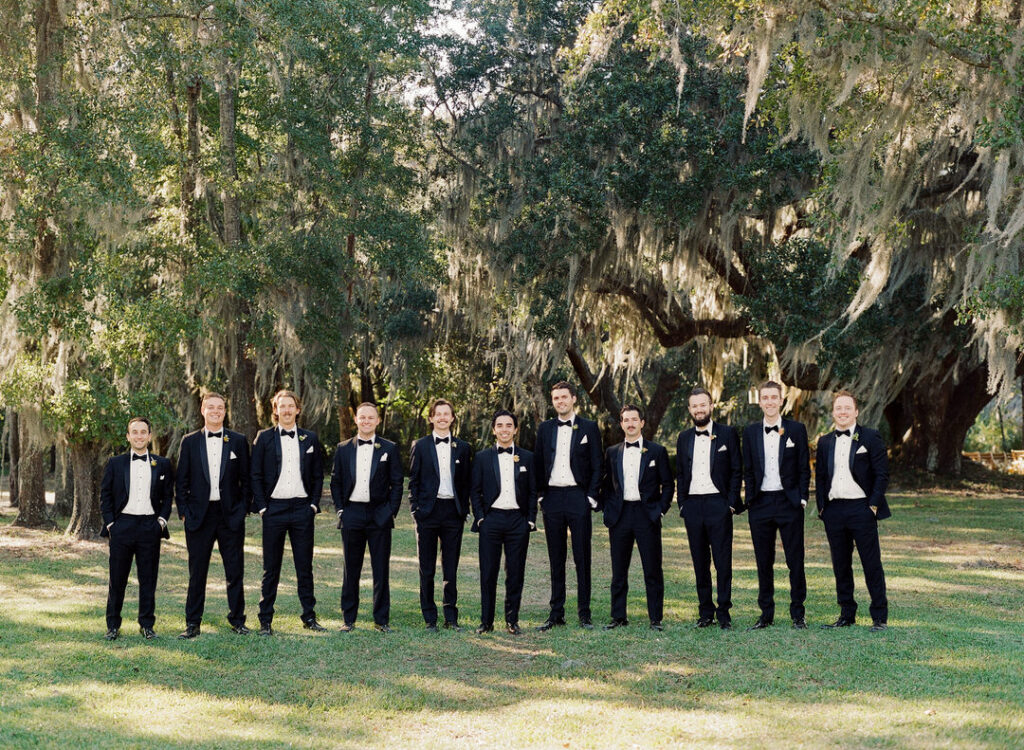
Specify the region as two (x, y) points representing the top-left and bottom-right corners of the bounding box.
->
(231, 624), (251, 635)
(693, 617), (714, 629)
(443, 621), (462, 632)
(602, 618), (628, 630)
(869, 621), (888, 632)
(506, 622), (522, 635)
(792, 618), (808, 630)
(178, 624), (201, 639)
(719, 621), (732, 630)
(821, 616), (855, 629)
(425, 623), (439, 632)
(649, 621), (664, 631)
(303, 618), (327, 632)
(139, 626), (157, 640)
(258, 624), (273, 636)
(536, 618), (566, 632)
(104, 628), (119, 641)
(578, 618), (594, 630)
(747, 618), (773, 631)
(373, 623), (392, 633)
(339, 622), (355, 633)
(475, 624), (494, 634)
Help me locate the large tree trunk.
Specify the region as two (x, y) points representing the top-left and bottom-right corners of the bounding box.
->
(52, 443), (73, 516)
(228, 312), (259, 440)
(8, 408), (19, 508)
(65, 442), (103, 539)
(12, 412), (48, 527)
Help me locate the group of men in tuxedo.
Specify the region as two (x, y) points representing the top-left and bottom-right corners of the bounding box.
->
(101, 381), (891, 640)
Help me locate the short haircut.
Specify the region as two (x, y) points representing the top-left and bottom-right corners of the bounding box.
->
(127, 416), (152, 432)
(355, 401), (379, 415)
(429, 398), (455, 418)
(759, 381), (783, 397)
(689, 386), (712, 401)
(619, 404), (644, 420)
(201, 392), (227, 406)
(271, 389), (301, 421)
(832, 390), (858, 408)
(491, 409), (519, 429)
(550, 381), (576, 397)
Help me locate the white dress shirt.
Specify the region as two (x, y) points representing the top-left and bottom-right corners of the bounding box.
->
(434, 433), (455, 499)
(830, 424), (867, 499)
(623, 438), (643, 501)
(492, 449), (519, 510)
(548, 417), (576, 487)
(761, 420), (784, 492)
(123, 452), (154, 516)
(688, 421), (719, 495)
(206, 430), (223, 500)
(349, 437), (375, 503)
(271, 428), (307, 499)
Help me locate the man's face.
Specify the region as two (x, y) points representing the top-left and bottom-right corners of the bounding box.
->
(355, 405), (380, 439)
(275, 395), (299, 429)
(551, 388), (576, 418)
(127, 421), (151, 453)
(201, 397), (226, 431)
(833, 395), (859, 431)
(430, 404), (454, 435)
(493, 415), (517, 447)
(759, 387), (782, 423)
(688, 394), (712, 427)
(620, 410), (644, 440)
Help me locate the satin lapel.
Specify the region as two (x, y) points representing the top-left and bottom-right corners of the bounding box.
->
(491, 450), (501, 494)
(756, 427), (766, 475)
(686, 431), (696, 467)
(274, 431), (284, 486)
(347, 440), (357, 485)
(449, 439), (458, 479)
(824, 434), (835, 478)
(849, 431), (859, 472)
(776, 421), (787, 469)
(122, 454), (132, 501)
(429, 437), (440, 481)
(615, 443), (626, 491)
(149, 458), (158, 503)
(637, 443), (648, 483)
(370, 443), (382, 481)
(198, 433), (211, 486)
(546, 423), (557, 463)
(219, 434), (229, 482)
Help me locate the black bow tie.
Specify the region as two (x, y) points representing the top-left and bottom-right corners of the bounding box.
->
(695, 429), (710, 437)
(835, 429), (851, 437)
(280, 429), (295, 439)
(434, 436), (450, 444)
(358, 438), (374, 446)
(625, 441), (640, 449)
(207, 431), (222, 439)
(765, 425), (779, 434)
(497, 446), (514, 454)
(557, 419), (573, 428)
(132, 454), (148, 461)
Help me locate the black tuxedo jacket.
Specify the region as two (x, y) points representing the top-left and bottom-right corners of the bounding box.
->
(175, 428), (251, 533)
(600, 440), (674, 527)
(330, 436), (404, 528)
(741, 419), (810, 510)
(815, 425), (890, 519)
(676, 422), (743, 513)
(533, 415), (602, 499)
(470, 446), (538, 531)
(99, 452), (174, 539)
(251, 426), (325, 513)
(408, 434), (472, 518)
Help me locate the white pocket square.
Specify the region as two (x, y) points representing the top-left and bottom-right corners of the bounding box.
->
(380, 453), (388, 462)
(580, 435), (588, 444)
(306, 446), (314, 454)
(159, 475), (166, 480)
(856, 445), (868, 455)
(648, 460), (656, 467)
(230, 451), (237, 460)
(455, 459), (461, 464)
(718, 444), (727, 452)
(519, 466), (527, 473)
(785, 438), (795, 448)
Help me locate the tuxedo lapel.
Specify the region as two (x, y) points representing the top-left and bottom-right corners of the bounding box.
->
(429, 436), (440, 480)
(848, 430), (859, 472)
(755, 427), (766, 475)
(347, 440), (357, 484)
(776, 422), (787, 469)
(370, 443), (382, 481)
(198, 434), (211, 486)
(449, 439), (458, 479)
(637, 443), (648, 483)
(149, 458), (158, 502)
(121, 454), (132, 501)
(615, 443), (625, 493)
(823, 434), (835, 478)
(219, 435), (229, 483)
(491, 450), (501, 494)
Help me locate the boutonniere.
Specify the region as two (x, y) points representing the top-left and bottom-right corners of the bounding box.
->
(572, 423), (578, 430)
(711, 433), (717, 440)
(513, 454), (520, 462)
(299, 434), (307, 441)
(642, 447), (648, 454)
(778, 427), (785, 436)
(374, 442), (381, 449)
(222, 435), (229, 443)
(150, 459), (156, 467)
(852, 432), (860, 442)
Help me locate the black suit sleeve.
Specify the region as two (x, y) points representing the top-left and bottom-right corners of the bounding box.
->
(599, 446), (614, 509)
(407, 438), (423, 514)
(330, 446), (345, 514)
(309, 435), (325, 511)
(584, 421), (602, 500)
(100, 457), (117, 530)
(157, 457), (174, 521)
(865, 430), (889, 509)
(525, 452), (538, 525)
(815, 438), (829, 516)
(175, 435), (191, 519)
(741, 425), (756, 506)
(795, 423), (811, 502)
(250, 431), (270, 513)
(656, 445), (674, 515)
(387, 443), (404, 518)
(237, 435), (252, 512)
(470, 454), (486, 528)
(534, 423), (549, 496)
(675, 432), (687, 514)
(727, 427), (743, 513)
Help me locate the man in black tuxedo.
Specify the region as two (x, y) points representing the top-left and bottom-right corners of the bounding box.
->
(601, 405), (674, 631)
(408, 398), (473, 630)
(470, 410), (537, 635)
(331, 402), (404, 632)
(175, 392), (252, 638)
(816, 390), (891, 631)
(741, 381), (811, 631)
(251, 389), (325, 635)
(100, 416), (174, 640)
(534, 381), (602, 630)
(676, 387), (743, 629)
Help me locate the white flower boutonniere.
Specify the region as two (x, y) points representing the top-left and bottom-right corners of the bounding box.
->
(374, 442), (381, 449)
(642, 447), (648, 454)
(711, 433), (717, 440)
(852, 432), (860, 442)
(513, 454), (520, 462)
(299, 434), (307, 441)
(222, 435), (229, 443)
(572, 423), (579, 430)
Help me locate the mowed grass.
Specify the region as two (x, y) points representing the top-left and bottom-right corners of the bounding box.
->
(1, 493), (1022, 749)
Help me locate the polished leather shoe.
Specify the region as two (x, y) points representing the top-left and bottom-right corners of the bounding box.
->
(650, 621), (664, 631)
(139, 626), (157, 640)
(443, 621), (462, 632)
(747, 618), (773, 631)
(719, 621), (732, 630)
(821, 616), (855, 629)
(339, 622), (355, 633)
(603, 618), (628, 630)
(231, 624), (251, 635)
(578, 618), (594, 630)
(258, 624), (273, 636)
(303, 619), (327, 632)
(104, 628), (119, 641)
(178, 624), (201, 639)
(425, 623), (439, 632)
(536, 618), (566, 632)
(506, 622), (522, 635)
(870, 621), (888, 632)
(693, 617), (715, 628)
(792, 618), (808, 630)
(373, 623), (392, 633)
(475, 624), (494, 634)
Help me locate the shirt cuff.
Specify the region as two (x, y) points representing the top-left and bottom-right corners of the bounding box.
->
(157, 517), (166, 528)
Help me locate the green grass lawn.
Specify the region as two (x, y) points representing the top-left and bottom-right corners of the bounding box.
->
(1, 493), (1022, 749)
